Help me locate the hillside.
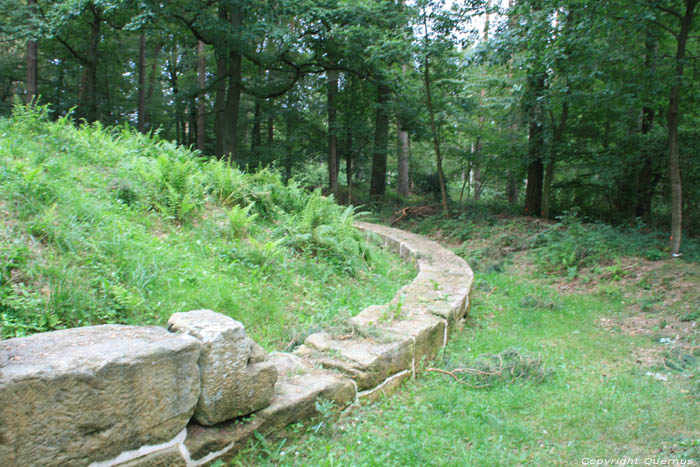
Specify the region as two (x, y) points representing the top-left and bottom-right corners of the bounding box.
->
(0, 106), (414, 348)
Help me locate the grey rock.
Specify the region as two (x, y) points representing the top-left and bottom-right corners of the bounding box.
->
(0, 325), (201, 467)
(167, 310), (278, 426)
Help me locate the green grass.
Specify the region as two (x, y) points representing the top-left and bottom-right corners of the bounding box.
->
(231, 208), (700, 465)
(0, 105), (415, 348)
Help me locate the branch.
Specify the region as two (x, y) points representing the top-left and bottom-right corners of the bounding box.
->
(654, 5), (682, 20)
(53, 34), (88, 65)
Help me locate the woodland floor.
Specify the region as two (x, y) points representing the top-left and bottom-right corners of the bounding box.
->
(230, 210), (700, 466)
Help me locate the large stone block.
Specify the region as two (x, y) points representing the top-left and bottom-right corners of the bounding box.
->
(0, 325), (201, 467)
(182, 352), (356, 463)
(167, 309), (278, 426)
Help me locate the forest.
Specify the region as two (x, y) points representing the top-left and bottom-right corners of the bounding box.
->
(2, 1), (700, 464)
(2, 0), (699, 255)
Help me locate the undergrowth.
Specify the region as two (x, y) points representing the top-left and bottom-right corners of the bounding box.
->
(0, 105), (415, 346)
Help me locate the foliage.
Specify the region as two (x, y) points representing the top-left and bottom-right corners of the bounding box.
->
(0, 106), (415, 345)
(232, 218), (700, 465)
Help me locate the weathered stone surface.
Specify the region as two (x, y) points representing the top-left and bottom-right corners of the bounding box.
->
(183, 352), (355, 463)
(0, 325), (201, 467)
(302, 332), (413, 390)
(167, 309), (278, 426)
(350, 304), (447, 365)
(116, 446), (186, 467)
(257, 353), (356, 433)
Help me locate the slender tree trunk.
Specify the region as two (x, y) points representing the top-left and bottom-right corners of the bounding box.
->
(222, 48), (242, 160)
(423, 53), (449, 214)
(472, 1), (490, 202)
(346, 125), (353, 204)
(397, 120), (410, 197)
(221, 6), (243, 161)
(472, 159), (481, 200)
(85, 6), (101, 123)
(634, 31), (658, 219)
(145, 41), (160, 130)
(267, 114), (274, 144)
(524, 72), (545, 217)
(252, 97), (262, 151)
(327, 69), (339, 195)
(25, 0), (38, 105)
(636, 104), (656, 218)
(284, 101), (295, 182)
(542, 102), (568, 220)
(370, 83), (390, 197)
(197, 40), (206, 152)
(667, 0), (697, 255)
(506, 0), (519, 205)
(137, 32), (147, 133)
(214, 52), (227, 157)
(397, 62), (410, 198)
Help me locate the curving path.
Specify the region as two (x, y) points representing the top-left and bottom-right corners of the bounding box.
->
(0, 222), (474, 467)
(174, 222), (475, 465)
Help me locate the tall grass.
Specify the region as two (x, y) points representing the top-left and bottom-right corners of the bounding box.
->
(0, 105), (415, 347)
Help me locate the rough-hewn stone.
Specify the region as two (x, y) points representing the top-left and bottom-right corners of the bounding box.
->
(0, 325), (200, 467)
(183, 352), (356, 463)
(167, 309), (278, 426)
(116, 446), (186, 467)
(302, 332), (414, 390)
(350, 304), (447, 364)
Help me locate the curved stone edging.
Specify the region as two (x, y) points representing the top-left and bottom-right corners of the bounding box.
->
(174, 221), (474, 466)
(0, 222), (474, 467)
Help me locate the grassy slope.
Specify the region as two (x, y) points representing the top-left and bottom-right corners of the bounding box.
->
(0, 107), (414, 348)
(232, 206), (700, 465)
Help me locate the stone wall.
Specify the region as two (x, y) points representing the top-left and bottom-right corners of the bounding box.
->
(0, 222), (473, 466)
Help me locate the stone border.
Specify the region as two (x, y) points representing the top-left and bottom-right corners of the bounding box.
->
(0, 222), (473, 467)
(163, 222), (474, 466)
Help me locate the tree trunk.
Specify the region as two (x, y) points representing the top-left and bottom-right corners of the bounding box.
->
(267, 113), (274, 144)
(524, 73), (545, 217)
(197, 40), (206, 152)
(145, 41), (160, 130)
(137, 32), (147, 133)
(214, 52), (227, 157)
(397, 61), (410, 198)
(667, 0), (697, 255)
(635, 31), (657, 219)
(397, 120), (410, 197)
(25, 0), (38, 105)
(423, 51), (449, 214)
(542, 102), (568, 220)
(85, 6), (101, 123)
(222, 47), (242, 160)
(472, 1), (490, 203)
(346, 125), (353, 204)
(327, 69), (339, 195)
(252, 97), (262, 151)
(221, 6), (243, 161)
(370, 83), (390, 197)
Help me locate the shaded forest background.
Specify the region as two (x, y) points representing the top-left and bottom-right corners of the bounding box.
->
(2, 0), (699, 253)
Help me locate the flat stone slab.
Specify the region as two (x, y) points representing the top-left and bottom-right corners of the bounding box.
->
(350, 305), (447, 365)
(0, 325), (201, 467)
(167, 310), (277, 426)
(301, 332), (413, 390)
